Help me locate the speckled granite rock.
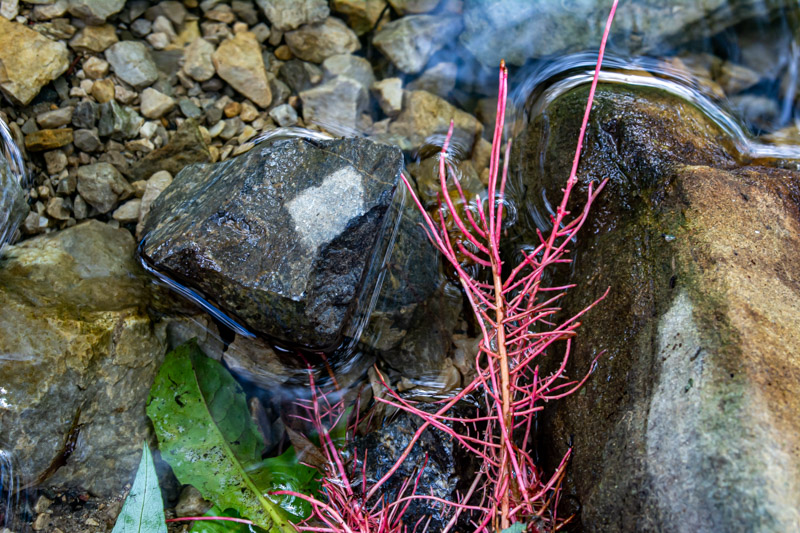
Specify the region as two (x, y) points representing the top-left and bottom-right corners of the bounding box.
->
(139, 136), (403, 351)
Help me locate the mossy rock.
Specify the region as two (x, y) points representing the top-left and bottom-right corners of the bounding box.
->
(512, 84), (800, 532)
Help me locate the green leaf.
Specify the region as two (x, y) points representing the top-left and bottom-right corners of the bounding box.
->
(500, 523), (527, 533)
(111, 442), (167, 533)
(248, 447), (320, 520)
(146, 340), (294, 533)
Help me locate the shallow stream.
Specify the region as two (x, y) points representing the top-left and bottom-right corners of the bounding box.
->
(2, 1), (800, 531)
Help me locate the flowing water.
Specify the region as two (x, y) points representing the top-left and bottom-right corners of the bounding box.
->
(3, 0), (800, 528)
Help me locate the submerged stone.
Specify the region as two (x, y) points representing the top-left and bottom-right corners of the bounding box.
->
(139, 135), (403, 352)
(131, 118), (211, 180)
(348, 407), (462, 531)
(0, 221), (165, 496)
(461, 0), (796, 67)
(516, 84), (800, 532)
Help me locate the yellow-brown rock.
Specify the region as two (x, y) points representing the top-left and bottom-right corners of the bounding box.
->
(0, 221), (166, 496)
(0, 17), (69, 105)
(69, 23), (119, 53)
(212, 32), (271, 108)
(24, 129), (74, 152)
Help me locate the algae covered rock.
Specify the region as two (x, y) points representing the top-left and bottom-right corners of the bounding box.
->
(0, 221), (166, 496)
(514, 84), (800, 532)
(139, 135), (403, 352)
(131, 118), (211, 180)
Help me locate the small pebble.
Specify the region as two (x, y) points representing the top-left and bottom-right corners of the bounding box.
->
(36, 107), (74, 128)
(112, 198), (142, 223)
(91, 79), (115, 103)
(269, 103), (297, 127)
(239, 101), (258, 122)
(223, 101), (241, 118)
(83, 56), (110, 79)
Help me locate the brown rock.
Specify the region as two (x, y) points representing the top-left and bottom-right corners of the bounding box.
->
(388, 90), (482, 152)
(0, 221), (166, 496)
(25, 129), (74, 152)
(212, 32), (272, 108)
(69, 23), (118, 52)
(223, 101), (242, 118)
(0, 17), (70, 105)
(274, 44), (293, 61)
(131, 118), (212, 180)
(387, 0), (440, 13)
(285, 17), (360, 64)
(331, 0), (389, 35)
(520, 85), (800, 532)
(91, 78), (116, 103)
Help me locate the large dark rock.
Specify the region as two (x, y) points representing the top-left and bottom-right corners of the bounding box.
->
(139, 136), (403, 352)
(348, 407), (462, 531)
(514, 84), (800, 531)
(359, 156), (482, 384)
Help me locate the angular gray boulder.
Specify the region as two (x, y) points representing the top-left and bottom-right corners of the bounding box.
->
(139, 136), (404, 352)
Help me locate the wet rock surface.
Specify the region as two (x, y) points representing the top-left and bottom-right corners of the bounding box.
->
(516, 84), (800, 532)
(348, 407), (461, 531)
(140, 136), (403, 352)
(373, 14), (462, 74)
(388, 90), (483, 152)
(0, 220), (165, 496)
(359, 203), (460, 384)
(285, 16), (361, 63)
(300, 75), (368, 135)
(0, 155), (26, 245)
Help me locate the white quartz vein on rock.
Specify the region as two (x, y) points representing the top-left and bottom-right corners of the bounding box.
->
(286, 165), (365, 253)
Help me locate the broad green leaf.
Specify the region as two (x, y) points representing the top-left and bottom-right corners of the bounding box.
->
(500, 523), (527, 533)
(248, 447), (319, 520)
(146, 340), (294, 533)
(112, 443), (167, 533)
